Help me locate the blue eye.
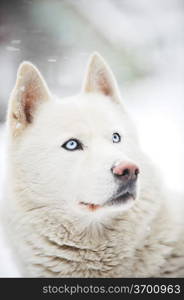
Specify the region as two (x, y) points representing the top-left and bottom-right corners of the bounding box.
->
(112, 132), (121, 143)
(62, 139), (83, 151)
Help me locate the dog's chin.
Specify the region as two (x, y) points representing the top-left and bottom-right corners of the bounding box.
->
(79, 192), (136, 213)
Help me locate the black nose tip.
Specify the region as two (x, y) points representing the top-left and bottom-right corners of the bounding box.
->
(122, 168), (129, 177)
(112, 163), (140, 182)
(121, 167), (139, 179)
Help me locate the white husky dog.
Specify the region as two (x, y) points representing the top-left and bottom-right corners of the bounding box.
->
(3, 53), (184, 277)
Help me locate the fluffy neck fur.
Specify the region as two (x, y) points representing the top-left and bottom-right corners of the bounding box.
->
(5, 161), (180, 277)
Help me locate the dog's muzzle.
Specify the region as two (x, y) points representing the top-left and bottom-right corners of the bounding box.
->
(79, 162), (140, 211)
(107, 180), (137, 206)
(108, 161), (140, 206)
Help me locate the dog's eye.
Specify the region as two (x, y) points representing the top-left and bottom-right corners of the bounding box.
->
(112, 132), (121, 143)
(62, 139), (83, 151)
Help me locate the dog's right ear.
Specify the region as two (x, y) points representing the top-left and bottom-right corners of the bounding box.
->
(82, 52), (121, 103)
(8, 62), (50, 136)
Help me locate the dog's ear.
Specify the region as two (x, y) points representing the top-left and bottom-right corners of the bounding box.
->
(82, 52), (121, 103)
(8, 62), (50, 135)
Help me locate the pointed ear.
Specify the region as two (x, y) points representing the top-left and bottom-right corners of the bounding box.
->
(82, 52), (121, 103)
(8, 62), (50, 135)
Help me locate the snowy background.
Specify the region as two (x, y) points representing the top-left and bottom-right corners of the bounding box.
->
(0, 0), (184, 276)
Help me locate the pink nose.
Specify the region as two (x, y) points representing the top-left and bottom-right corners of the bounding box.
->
(112, 162), (140, 181)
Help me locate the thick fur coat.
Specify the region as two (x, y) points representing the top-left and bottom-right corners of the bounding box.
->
(3, 53), (184, 277)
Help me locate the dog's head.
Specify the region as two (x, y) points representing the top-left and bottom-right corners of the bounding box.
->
(8, 53), (142, 221)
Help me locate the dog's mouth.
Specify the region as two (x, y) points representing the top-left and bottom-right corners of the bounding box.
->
(106, 191), (135, 206)
(79, 191), (135, 212)
(79, 202), (102, 211)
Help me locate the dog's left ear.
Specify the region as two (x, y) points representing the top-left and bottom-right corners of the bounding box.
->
(82, 52), (121, 103)
(8, 62), (51, 135)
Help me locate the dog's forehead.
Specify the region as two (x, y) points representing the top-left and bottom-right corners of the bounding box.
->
(51, 94), (123, 126)
(35, 94), (125, 139)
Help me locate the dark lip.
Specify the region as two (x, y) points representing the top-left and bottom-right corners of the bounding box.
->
(79, 189), (136, 210)
(106, 191), (135, 206)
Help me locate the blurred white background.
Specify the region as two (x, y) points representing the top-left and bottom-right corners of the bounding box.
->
(0, 0), (183, 276)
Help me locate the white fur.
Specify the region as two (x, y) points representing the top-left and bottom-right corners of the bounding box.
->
(3, 53), (184, 277)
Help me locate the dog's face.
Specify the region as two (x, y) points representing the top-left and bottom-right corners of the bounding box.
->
(8, 53), (141, 221)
